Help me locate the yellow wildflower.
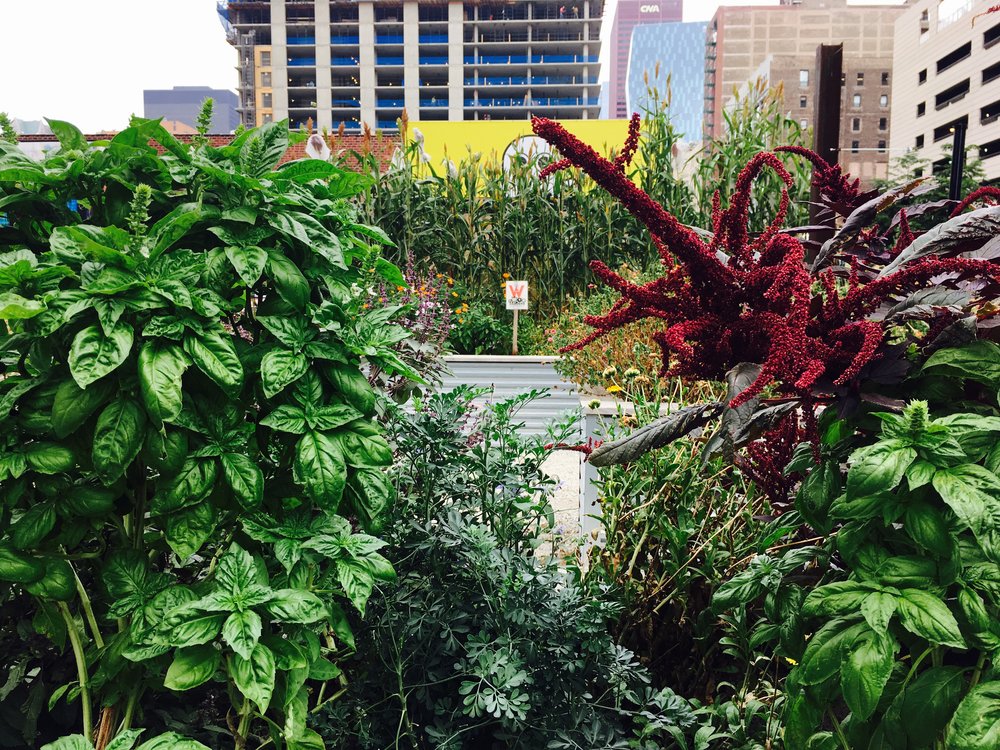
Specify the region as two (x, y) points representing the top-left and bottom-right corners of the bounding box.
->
(607, 385), (623, 394)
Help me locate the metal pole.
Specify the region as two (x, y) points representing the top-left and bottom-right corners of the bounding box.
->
(948, 120), (967, 202)
(811, 44), (843, 247)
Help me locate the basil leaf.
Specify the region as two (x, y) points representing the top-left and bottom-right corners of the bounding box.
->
(164, 644), (220, 691)
(293, 431), (347, 510)
(230, 642), (276, 713)
(138, 341), (189, 424)
(91, 398), (146, 485)
(222, 609), (262, 661)
(69, 323), (134, 389)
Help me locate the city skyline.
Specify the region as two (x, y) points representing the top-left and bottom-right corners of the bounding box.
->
(1, 0), (783, 132)
(0, 0), (914, 132)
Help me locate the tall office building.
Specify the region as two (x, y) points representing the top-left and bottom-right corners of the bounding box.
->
(626, 21), (706, 139)
(889, 0), (1000, 182)
(705, 0), (905, 183)
(607, 0), (683, 119)
(219, 1), (604, 132)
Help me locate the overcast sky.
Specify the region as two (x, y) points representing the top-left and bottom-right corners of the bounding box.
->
(1, 0), (907, 132)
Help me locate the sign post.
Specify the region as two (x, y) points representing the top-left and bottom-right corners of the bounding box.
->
(504, 280), (528, 355)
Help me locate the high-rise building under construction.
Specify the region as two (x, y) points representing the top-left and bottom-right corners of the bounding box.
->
(218, 1), (604, 131)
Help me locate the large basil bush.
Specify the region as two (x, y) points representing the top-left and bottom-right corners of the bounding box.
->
(710, 341), (1000, 750)
(0, 117), (408, 749)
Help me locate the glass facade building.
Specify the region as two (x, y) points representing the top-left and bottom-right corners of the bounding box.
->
(626, 21), (706, 140)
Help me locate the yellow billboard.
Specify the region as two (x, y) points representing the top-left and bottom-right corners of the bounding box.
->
(408, 119), (634, 169)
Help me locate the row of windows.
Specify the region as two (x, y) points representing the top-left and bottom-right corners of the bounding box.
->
(849, 140), (886, 153)
(918, 23), (1000, 85)
(798, 70), (890, 87)
(913, 98), (1000, 150)
(850, 117), (888, 132)
(851, 93), (889, 108)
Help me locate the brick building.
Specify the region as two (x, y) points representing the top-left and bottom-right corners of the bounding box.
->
(705, 0), (904, 183)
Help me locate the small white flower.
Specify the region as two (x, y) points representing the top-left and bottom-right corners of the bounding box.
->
(305, 134), (331, 161)
(412, 127), (424, 144)
(389, 147), (407, 171)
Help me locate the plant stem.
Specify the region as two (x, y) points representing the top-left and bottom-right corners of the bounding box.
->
(970, 651), (988, 690)
(119, 688), (141, 733)
(235, 697), (254, 749)
(58, 601), (93, 743)
(71, 562), (105, 649)
(828, 709), (850, 750)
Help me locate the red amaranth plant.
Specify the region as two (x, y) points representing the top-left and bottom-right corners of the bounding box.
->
(531, 116), (1000, 413)
(532, 117), (1000, 505)
(774, 145), (862, 209)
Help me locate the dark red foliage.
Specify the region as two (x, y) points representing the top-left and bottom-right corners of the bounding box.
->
(893, 210), (915, 255)
(737, 412), (804, 507)
(531, 116), (1000, 409)
(538, 113), (640, 180)
(774, 145), (861, 208)
(545, 437), (603, 460)
(950, 187), (1000, 217)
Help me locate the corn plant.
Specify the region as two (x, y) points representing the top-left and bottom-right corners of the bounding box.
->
(342, 94), (809, 319)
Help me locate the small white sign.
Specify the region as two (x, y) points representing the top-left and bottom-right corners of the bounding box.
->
(505, 280), (528, 310)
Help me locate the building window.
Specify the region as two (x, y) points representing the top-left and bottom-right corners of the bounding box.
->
(935, 79), (969, 110)
(852, 93), (862, 107)
(879, 117), (887, 130)
(851, 140), (860, 153)
(982, 136), (1000, 160)
(982, 98), (1000, 125)
(262, 113), (273, 124)
(915, 134), (924, 148)
(917, 102), (926, 117)
(986, 23), (1000, 49)
(857, 72), (864, 86)
(799, 69), (809, 87)
(880, 94), (889, 107)
(800, 95), (808, 108)
(261, 72), (272, 87)
(937, 42), (972, 74)
(262, 93), (273, 108)
(881, 72), (889, 86)
(260, 51), (271, 67)
(919, 68), (927, 84)
(852, 117), (861, 132)
(877, 140), (886, 153)
(985, 61), (1000, 85)
(933, 115), (968, 142)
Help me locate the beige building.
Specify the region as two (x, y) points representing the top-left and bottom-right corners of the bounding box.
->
(889, 0), (1000, 182)
(219, 0), (603, 132)
(705, 0), (905, 182)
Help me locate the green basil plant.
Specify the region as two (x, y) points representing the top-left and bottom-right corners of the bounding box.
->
(0, 111), (409, 749)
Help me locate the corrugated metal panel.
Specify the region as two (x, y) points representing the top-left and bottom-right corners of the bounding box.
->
(435, 355), (582, 436)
